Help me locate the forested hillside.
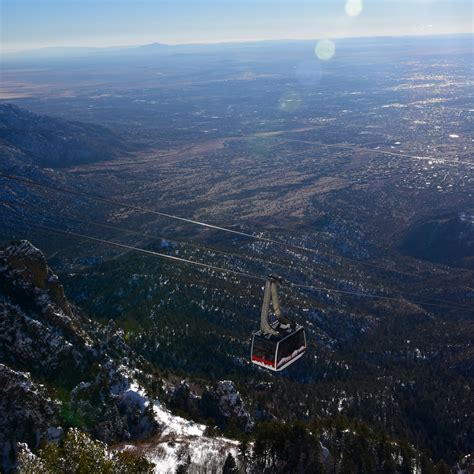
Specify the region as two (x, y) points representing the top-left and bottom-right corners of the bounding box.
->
(1, 240), (464, 472)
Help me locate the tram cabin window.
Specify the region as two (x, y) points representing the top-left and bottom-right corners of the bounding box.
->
(276, 327), (306, 370)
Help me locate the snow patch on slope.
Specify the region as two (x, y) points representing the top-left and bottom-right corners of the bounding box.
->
(153, 401), (205, 438)
(119, 380), (239, 473)
(146, 435), (239, 474)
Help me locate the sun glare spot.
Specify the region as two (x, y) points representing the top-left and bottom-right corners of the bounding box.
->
(295, 60), (322, 86)
(315, 40), (335, 61)
(345, 0), (363, 17)
(279, 91), (302, 112)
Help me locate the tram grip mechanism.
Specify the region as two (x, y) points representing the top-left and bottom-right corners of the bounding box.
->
(260, 275), (293, 336)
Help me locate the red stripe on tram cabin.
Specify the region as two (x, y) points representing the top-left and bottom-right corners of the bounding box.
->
(251, 356), (275, 367)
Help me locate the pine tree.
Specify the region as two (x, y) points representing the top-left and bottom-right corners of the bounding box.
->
(223, 453), (238, 474)
(17, 428), (154, 474)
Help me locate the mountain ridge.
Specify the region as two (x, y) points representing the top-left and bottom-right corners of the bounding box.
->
(0, 104), (129, 169)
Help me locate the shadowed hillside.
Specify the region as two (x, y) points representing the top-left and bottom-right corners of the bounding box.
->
(0, 104), (129, 169)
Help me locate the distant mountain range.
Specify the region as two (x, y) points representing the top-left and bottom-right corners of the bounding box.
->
(0, 104), (128, 169)
(4, 33), (472, 61)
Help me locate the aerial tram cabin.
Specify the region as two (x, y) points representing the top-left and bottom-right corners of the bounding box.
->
(251, 275), (307, 371)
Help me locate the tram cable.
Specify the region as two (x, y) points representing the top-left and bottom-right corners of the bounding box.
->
(0, 201), (307, 275)
(43, 210), (296, 273)
(2, 202), (466, 310)
(0, 173), (419, 277)
(4, 213), (470, 312)
(4, 215), (265, 281)
(290, 282), (471, 311)
(41, 211), (474, 309)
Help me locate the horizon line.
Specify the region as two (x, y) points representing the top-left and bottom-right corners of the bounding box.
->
(3, 31), (473, 56)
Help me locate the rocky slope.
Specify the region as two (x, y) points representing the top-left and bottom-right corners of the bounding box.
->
(0, 240), (250, 472)
(0, 240), (160, 469)
(0, 104), (128, 169)
(0, 363), (61, 470)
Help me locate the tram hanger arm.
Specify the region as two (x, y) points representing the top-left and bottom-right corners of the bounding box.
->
(260, 279), (278, 335)
(269, 278), (293, 327)
(260, 275), (292, 335)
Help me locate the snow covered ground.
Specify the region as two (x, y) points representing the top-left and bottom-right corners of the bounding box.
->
(120, 381), (240, 473)
(150, 402), (240, 473)
(153, 400), (204, 438)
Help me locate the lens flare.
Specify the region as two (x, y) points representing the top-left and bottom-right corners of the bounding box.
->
(345, 0), (363, 17)
(315, 39), (335, 61)
(279, 91), (302, 112)
(295, 60), (322, 86)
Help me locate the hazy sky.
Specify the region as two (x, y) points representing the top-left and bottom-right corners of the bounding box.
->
(2, 0), (472, 53)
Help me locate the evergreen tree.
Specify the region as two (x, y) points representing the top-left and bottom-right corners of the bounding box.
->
(17, 428), (154, 474)
(223, 453), (238, 474)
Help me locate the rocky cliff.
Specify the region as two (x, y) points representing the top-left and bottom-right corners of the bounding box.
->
(0, 240), (158, 470)
(0, 240), (247, 473)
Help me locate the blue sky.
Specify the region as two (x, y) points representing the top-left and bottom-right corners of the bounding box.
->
(2, 0), (472, 52)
